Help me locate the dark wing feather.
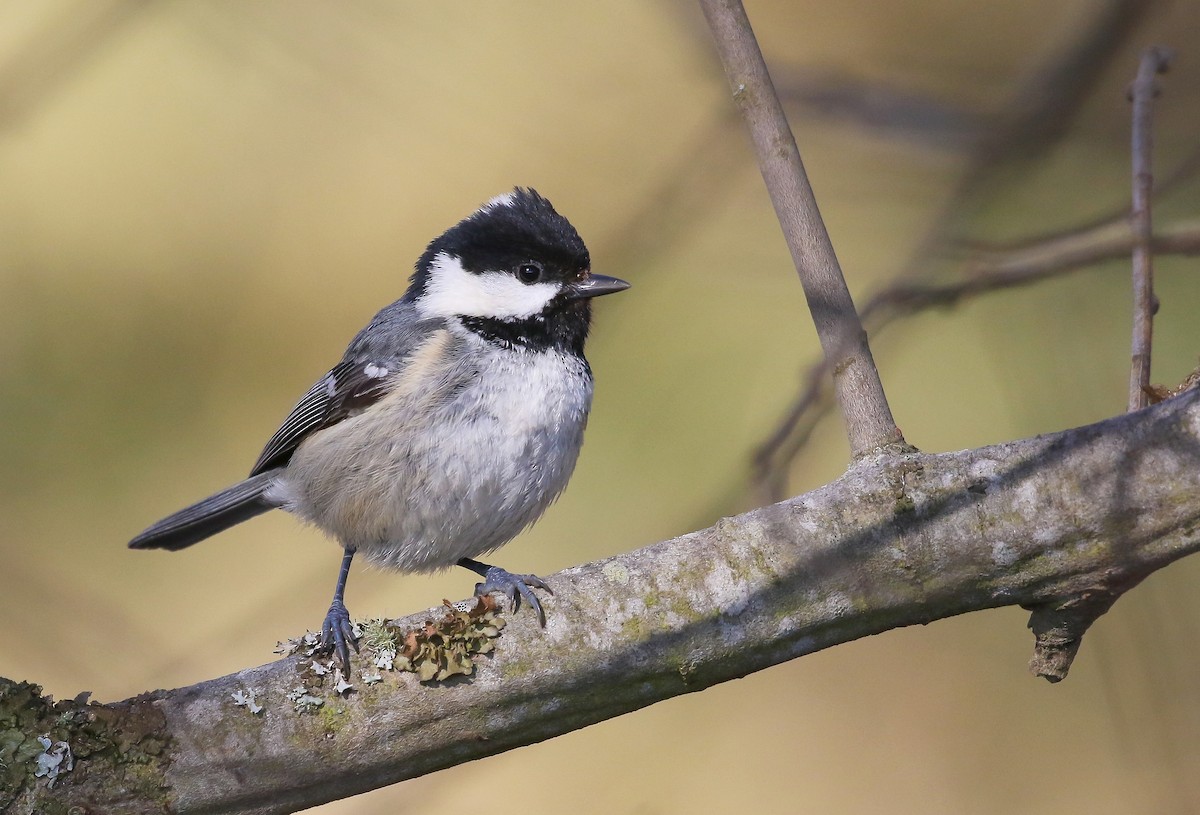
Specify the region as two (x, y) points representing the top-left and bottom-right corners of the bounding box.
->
(249, 360), (395, 475)
(249, 299), (439, 476)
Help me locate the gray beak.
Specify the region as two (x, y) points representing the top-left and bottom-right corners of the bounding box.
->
(567, 273), (631, 300)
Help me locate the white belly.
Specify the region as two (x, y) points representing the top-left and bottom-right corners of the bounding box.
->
(270, 329), (593, 571)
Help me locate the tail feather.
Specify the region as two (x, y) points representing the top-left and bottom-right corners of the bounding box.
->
(129, 471), (278, 551)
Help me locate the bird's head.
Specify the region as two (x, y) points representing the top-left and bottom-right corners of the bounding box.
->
(409, 188), (629, 330)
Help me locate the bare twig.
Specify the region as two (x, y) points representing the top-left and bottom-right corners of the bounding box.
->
(753, 219), (1200, 501)
(889, 0), (1155, 287)
(697, 0), (904, 458)
(959, 144), (1200, 254)
(1127, 46), (1172, 411)
(869, 220), (1200, 320)
(1030, 45), (1175, 689)
(751, 1), (1158, 495)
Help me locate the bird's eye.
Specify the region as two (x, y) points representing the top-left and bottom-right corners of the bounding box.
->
(516, 262), (543, 284)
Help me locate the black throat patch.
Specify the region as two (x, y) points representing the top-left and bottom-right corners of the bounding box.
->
(458, 309), (589, 356)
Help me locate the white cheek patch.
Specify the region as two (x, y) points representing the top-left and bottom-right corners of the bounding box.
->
(417, 252), (560, 320)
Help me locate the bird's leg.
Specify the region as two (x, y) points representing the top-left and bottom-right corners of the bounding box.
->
(321, 547), (359, 671)
(457, 557), (553, 626)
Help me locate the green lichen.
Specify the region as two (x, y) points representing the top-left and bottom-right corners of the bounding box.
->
(286, 687), (326, 715)
(0, 678), (171, 809)
(669, 595), (700, 622)
(499, 657), (536, 681)
(601, 560), (630, 585)
(318, 702), (348, 735)
(359, 618), (399, 652)
(719, 547), (755, 586)
(621, 616), (648, 642)
(748, 546), (778, 581)
(33, 797), (71, 815)
(886, 458), (926, 517)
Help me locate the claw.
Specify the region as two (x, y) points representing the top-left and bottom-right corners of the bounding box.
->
(474, 567), (553, 626)
(320, 600), (360, 671)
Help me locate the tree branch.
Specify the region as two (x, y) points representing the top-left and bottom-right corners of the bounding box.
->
(958, 143), (1200, 254)
(9, 391), (1200, 812)
(1127, 46), (1172, 411)
(861, 219), (1200, 324)
(752, 219), (1200, 501)
(697, 0), (904, 456)
(750, 1), (1156, 493)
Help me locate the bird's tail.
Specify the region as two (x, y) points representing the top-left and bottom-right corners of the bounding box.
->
(129, 471), (278, 551)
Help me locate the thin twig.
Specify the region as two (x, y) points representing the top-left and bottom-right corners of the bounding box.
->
(752, 219), (1200, 501)
(872, 220), (1200, 319)
(697, 0), (904, 458)
(1127, 46), (1172, 412)
(750, 1), (1157, 496)
(958, 144), (1200, 254)
(886, 0), (1155, 289)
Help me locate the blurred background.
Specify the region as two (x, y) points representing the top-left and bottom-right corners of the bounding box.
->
(3, 1), (1200, 812)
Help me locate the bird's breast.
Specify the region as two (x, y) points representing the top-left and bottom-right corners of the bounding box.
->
(275, 332), (594, 571)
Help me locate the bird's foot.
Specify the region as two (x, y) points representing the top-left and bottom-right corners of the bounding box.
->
(320, 599), (359, 672)
(473, 567), (553, 626)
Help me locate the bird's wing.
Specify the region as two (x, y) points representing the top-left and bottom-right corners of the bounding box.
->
(249, 359), (395, 475)
(249, 300), (439, 476)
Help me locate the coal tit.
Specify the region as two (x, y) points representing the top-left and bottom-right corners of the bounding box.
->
(130, 188), (629, 668)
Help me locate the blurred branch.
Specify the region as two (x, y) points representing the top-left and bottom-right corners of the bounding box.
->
(960, 144), (1200, 254)
(966, 0), (1153, 170)
(9, 392), (1200, 812)
(868, 219), (1200, 320)
(775, 69), (986, 151)
(596, 107), (745, 274)
(878, 0), (1154, 283)
(753, 218), (1200, 501)
(753, 0), (1159, 495)
(698, 0), (905, 457)
(1127, 46), (1172, 411)
(0, 0), (149, 132)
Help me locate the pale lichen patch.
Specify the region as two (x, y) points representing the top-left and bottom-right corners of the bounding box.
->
(33, 735), (72, 786)
(991, 540), (1019, 568)
(230, 689), (263, 715)
(601, 560), (630, 585)
(703, 558), (750, 618)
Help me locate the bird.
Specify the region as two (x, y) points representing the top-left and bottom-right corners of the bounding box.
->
(129, 188), (629, 670)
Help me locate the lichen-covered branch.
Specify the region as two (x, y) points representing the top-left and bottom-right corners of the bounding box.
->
(7, 391), (1200, 813)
